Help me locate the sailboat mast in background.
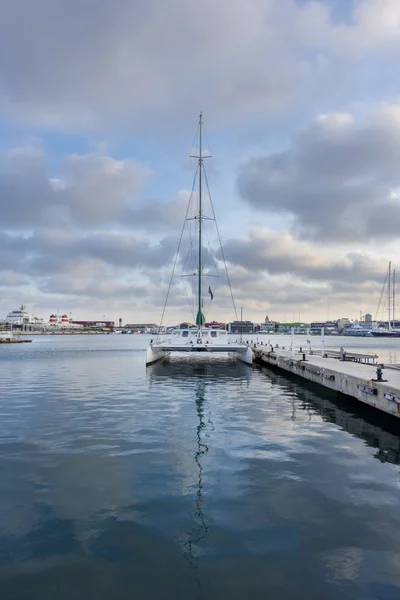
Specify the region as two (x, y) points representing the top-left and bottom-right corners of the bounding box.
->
(393, 268), (396, 327)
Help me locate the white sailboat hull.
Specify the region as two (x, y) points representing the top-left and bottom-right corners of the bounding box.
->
(146, 341), (252, 366)
(146, 345), (171, 366)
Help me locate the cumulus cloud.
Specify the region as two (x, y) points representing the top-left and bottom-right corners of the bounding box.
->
(332, 0), (400, 58)
(237, 104), (400, 242)
(1, 0), (400, 322)
(0, 230), (177, 276)
(0, 146), (149, 228)
(0, 0), (392, 130)
(0, 145), (195, 233)
(221, 229), (389, 283)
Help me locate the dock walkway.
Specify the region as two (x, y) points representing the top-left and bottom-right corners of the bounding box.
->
(253, 344), (400, 419)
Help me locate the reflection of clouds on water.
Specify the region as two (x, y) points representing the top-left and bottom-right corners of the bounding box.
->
(260, 365), (400, 466)
(2, 338), (400, 598)
(322, 546), (364, 582)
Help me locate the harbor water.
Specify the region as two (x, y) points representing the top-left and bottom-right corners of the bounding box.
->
(1, 334), (400, 599)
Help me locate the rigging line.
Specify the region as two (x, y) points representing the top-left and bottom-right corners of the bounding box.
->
(159, 165), (200, 330)
(375, 268), (389, 322)
(203, 168), (239, 321)
(183, 280), (196, 323)
(181, 236), (196, 273)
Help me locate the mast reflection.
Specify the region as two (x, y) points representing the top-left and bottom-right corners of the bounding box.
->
(147, 357), (251, 589)
(183, 377), (210, 565)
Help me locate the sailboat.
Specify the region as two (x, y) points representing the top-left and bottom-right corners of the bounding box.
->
(146, 114), (253, 366)
(372, 261), (400, 337)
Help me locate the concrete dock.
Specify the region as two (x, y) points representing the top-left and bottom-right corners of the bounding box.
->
(253, 344), (400, 419)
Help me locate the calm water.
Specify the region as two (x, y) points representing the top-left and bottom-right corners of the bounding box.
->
(1, 334), (400, 600)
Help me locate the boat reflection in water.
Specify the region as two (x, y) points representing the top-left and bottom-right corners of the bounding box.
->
(148, 357), (251, 588)
(147, 355), (253, 382)
(260, 365), (400, 466)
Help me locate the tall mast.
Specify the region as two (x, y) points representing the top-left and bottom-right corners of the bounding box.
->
(388, 261), (392, 329)
(196, 113), (204, 329)
(393, 268), (396, 327)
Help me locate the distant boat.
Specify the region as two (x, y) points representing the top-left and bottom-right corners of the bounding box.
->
(342, 323), (373, 337)
(146, 114), (252, 367)
(0, 331), (13, 340)
(4, 305), (29, 324)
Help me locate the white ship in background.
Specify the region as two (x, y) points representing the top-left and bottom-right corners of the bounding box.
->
(342, 322), (373, 337)
(4, 305), (30, 324)
(3, 305), (44, 326)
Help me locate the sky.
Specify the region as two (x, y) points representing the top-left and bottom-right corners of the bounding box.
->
(1, 0), (400, 325)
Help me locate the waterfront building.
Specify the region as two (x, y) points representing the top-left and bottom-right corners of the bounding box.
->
(71, 320), (115, 328)
(205, 321), (226, 330)
(227, 321), (254, 334)
(310, 321), (338, 335)
(124, 323), (157, 332)
(337, 318), (351, 333)
(278, 322), (310, 334)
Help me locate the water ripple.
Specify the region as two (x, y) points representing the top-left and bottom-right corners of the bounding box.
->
(1, 335), (400, 599)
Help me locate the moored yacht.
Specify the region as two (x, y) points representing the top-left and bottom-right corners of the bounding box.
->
(147, 327), (252, 365)
(342, 323), (373, 337)
(146, 114), (252, 367)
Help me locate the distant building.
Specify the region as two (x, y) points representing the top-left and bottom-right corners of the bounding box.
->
(72, 320), (115, 328)
(205, 321), (226, 329)
(259, 323), (277, 333)
(310, 321), (338, 335)
(364, 313), (372, 323)
(227, 321), (254, 333)
(125, 323), (157, 332)
(337, 318), (350, 333)
(277, 322), (310, 334)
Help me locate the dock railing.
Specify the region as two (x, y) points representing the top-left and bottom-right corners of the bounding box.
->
(254, 342), (378, 365)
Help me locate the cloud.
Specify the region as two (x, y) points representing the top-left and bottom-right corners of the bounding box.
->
(237, 104), (400, 242)
(0, 0), (381, 131)
(0, 230), (178, 276)
(0, 146), (150, 229)
(0, 145), (196, 234)
(332, 0), (400, 58)
(61, 153), (150, 225)
(221, 228), (388, 282)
